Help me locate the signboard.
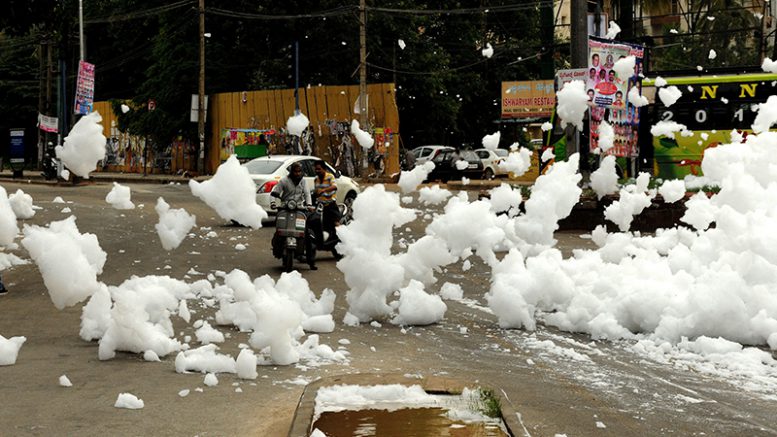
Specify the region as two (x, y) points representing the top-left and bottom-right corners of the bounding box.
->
(9, 129), (25, 167)
(190, 95), (209, 122)
(219, 128), (273, 161)
(588, 37), (645, 158)
(74, 60), (95, 115)
(649, 74), (777, 179)
(556, 68), (588, 89)
(37, 113), (59, 133)
(501, 80), (555, 119)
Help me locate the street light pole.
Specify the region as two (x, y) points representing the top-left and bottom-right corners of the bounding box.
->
(78, 0), (85, 61)
(198, 0), (206, 174)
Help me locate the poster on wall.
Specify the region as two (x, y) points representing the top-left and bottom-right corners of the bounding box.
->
(587, 36), (644, 157)
(74, 60), (95, 115)
(219, 128), (274, 161)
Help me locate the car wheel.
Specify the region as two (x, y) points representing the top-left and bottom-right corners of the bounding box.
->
(483, 168), (494, 180)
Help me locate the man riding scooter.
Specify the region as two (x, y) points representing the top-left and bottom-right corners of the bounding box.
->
(270, 162), (317, 270)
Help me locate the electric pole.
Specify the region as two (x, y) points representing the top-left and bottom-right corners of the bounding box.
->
(198, 0), (206, 173)
(359, 0), (367, 127)
(570, 0), (588, 69)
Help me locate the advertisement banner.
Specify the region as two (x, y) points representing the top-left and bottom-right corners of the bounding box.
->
(37, 113), (59, 133)
(74, 60), (95, 115)
(501, 80), (555, 119)
(588, 37), (645, 157)
(219, 128), (273, 161)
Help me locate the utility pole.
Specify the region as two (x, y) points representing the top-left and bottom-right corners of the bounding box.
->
(358, 0), (369, 172)
(294, 40), (300, 114)
(570, 0), (588, 69)
(570, 0), (588, 171)
(198, 0), (206, 174)
(359, 0), (367, 127)
(78, 0), (85, 61)
(38, 41), (46, 167)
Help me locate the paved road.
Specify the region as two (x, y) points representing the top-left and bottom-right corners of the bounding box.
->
(0, 181), (775, 436)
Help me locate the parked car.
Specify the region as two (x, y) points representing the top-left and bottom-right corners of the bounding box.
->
(411, 145), (454, 165)
(425, 150), (484, 182)
(243, 155), (361, 214)
(474, 148), (509, 179)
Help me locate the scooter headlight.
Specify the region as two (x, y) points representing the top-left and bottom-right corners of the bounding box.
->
(287, 200), (298, 210)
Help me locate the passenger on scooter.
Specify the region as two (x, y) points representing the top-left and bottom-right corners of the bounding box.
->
(313, 160), (341, 245)
(270, 162), (317, 270)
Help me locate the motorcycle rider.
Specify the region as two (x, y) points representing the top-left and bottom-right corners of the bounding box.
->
(270, 162), (317, 270)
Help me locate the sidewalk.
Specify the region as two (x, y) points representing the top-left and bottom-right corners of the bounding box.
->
(0, 169), (209, 186)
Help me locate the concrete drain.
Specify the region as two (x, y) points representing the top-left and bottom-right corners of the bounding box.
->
(288, 374), (519, 437)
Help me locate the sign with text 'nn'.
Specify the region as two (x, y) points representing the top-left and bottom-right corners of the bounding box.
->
(501, 80), (555, 119)
(74, 60), (95, 115)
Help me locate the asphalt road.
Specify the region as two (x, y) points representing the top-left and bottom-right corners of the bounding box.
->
(0, 180), (775, 436)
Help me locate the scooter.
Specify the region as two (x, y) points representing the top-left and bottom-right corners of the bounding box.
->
(270, 199), (310, 272)
(307, 201), (351, 260)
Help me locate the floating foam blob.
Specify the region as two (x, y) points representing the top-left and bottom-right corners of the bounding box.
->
(56, 112), (106, 178)
(189, 155), (267, 229)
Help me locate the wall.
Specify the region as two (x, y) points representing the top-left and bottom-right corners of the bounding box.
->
(208, 83), (400, 177)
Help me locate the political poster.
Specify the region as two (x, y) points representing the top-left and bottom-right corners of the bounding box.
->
(74, 60), (95, 115)
(587, 37), (645, 157)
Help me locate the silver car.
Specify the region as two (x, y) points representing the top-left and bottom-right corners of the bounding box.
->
(243, 155), (361, 214)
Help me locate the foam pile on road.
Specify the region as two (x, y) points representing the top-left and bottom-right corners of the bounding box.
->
(55, 111), (106, 178)
(0, 335), (26, 365)
(9, 189), (36, 219)
(154, 197), (196, 251)
(338, 185), (453, 324)
(418, 185), (451, 205)
(189, 155), (267, 229)
(105, 182), (135, 210)
(0, 186), (18, 246)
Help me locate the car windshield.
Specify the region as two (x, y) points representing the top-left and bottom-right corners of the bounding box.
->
(243, 160), (283, 175)
(494, 149), (508, 157)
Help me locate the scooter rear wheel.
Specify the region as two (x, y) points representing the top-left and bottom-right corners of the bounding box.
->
(282, 250), (294, 272)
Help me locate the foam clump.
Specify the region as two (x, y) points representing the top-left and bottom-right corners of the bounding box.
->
(9, 189), (36, 219)
(155, 197), (196, 251)
(286, 112), (310, 136)
(418, 185), (451, 206)
(398, 162), (435, 193)
(0, 335), (26, 365)
(350, 120), (374, 149)
(391, 280), (447, 326)
(105, 183), (135, 210)
(56, 111), (106, 178)
(499, 148), (532, 176)
(114, 393), (144, 409)
(59, 375), (73, 387)
(0, 186), (19, 246)
(175, 344), (237, 374)
(21, 216), (106, 310)
(189, 155), (267, 229)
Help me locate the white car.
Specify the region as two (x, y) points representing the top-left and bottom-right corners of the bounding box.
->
(473, 148), (509, 179)
(411, 145), (454, 165)
(243, 155), (361, 214)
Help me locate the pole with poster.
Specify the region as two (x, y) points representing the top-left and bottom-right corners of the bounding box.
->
(73, 60), (95, 115)
(586, 36), (644, 172)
